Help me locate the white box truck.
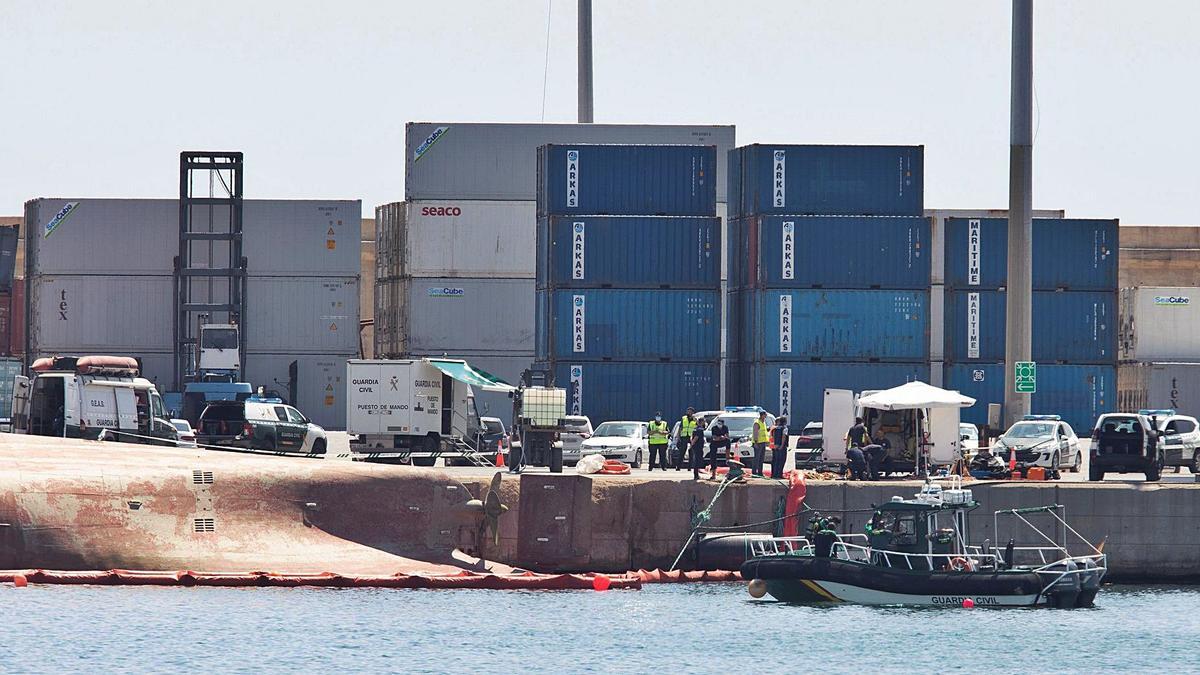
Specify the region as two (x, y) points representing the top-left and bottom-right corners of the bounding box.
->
(346, 358), (515, 466)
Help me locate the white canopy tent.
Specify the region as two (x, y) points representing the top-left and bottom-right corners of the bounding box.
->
(857, 381), (976, 411)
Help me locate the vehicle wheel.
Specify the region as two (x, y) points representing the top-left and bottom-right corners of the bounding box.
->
(1051, 451), (1060, 475)
(1071, 452), (1081, 473)
(412, 435), (439, 467)
(1192, 450), (1200, 474)
(312, 439), (327, 455)
(632, 451), (642, 469)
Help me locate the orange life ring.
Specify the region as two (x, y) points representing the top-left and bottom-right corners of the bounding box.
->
(949, 556), (975, 572)
(598, 460), (632, 475)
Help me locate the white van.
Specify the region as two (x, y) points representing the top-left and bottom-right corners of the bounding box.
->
(822, 386), (965, 474)
(11, 356), (178, 445)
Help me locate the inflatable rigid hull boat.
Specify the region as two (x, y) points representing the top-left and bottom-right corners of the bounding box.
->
(740, 480), (1106, 609)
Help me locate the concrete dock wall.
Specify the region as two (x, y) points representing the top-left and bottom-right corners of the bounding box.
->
(504, 476), (1200, 581)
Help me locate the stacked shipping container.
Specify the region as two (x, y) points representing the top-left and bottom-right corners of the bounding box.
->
(726, 145), (928, 430)
(21, 198), (360, 429)
(941, 217), (1119, 433)
(378, 123), (737, 421)
(1117, 286), (1200, 413)
(535, 144), (721, 423)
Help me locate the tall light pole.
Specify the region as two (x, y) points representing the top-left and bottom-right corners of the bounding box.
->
(577, 0), (594, 123)
(1004, 0), (1033, 426)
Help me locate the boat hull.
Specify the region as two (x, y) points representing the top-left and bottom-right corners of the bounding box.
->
(743, 556), (1046, 607)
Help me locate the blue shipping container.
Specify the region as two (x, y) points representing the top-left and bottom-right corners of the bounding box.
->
(728, 289), (929, 362)
(537, 216), (720, 289)
(944, 290), (1116, 364)
(727, 361), (927, 432)
(945, 363), (1115, 435)
(728, 144), (923, 219)
(944, 218), (1119, 290)
(727, 215), (929, 290)
(537, 144), (716, 217)
(536, 289), (720, 361)
(549, 360), (720, 425)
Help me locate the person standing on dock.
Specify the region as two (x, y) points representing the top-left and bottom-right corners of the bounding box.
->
(676, 408), (698, 471)
(770, 416), (789, 479)
(648, 412), (670, 471)
(706, 417), (730, 480)
(688, 420), (707, 480)
(752, 410), (770, 477)
(844, 417), (871, 480)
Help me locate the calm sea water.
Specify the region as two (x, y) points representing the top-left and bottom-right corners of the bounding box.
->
(0, 583), (1194, 673)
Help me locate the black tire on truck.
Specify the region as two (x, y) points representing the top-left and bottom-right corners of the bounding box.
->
(549, 446), (564, 473)
(411, 434), (439, 467)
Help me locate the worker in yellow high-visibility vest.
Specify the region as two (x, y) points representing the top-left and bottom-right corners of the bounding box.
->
(648, 412), (670, 471)
(751, 410), (770, 477)
(675, 407), (698, 471)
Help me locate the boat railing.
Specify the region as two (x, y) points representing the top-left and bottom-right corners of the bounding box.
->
(830, 541), (1003, 571)
(749, 537), (812, 557)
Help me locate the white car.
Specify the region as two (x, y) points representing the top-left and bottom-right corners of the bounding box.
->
(171, 418), (197, 448)
(1144, 410), (1200, 472)
(992, 416), (1081, 473)
(959, 423), (979, 458)
(579, 421), (649, 468)
(560, 415), (595, 465)
(709, 409), (777, 465)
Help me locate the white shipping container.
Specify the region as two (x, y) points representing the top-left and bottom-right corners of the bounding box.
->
(1118, 362), (1200, 414)
(404, 122), (736, 202)
(24, 198), (360, 277)
(245, 276), (360, 354)
(379, 200), (536, 279)
(1120, 287), (1200, 361)
(29, 274), (174, 352)
(243, 352), (354, 430)
(374, 277), (534, 358)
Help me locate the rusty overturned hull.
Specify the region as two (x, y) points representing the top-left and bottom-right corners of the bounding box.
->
(0, 435), (503, 575)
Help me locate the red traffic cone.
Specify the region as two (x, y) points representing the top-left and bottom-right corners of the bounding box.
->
(495, 441), (506, 468)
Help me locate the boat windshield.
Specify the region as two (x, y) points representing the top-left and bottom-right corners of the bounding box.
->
(594, 422), (640, 438)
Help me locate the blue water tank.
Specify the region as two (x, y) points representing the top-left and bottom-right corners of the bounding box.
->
(944, 218), (1118, 290)
(727, 361), (928, 432)
(727, 144), (923, 219)
(536, 289), (720, 361)
(728, 289), (929, 362)
(945, 363), (1115, 436)
(944, 290), (1116, 364)
(547, 360), (720, 424)
(537, 144), (717, 217)
(727, 215), (930, 290)
(536, 216), (720, 289)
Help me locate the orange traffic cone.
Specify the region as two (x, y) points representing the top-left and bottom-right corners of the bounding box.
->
(495, 443), (506, 468)
(1008, 447), (1017, 471)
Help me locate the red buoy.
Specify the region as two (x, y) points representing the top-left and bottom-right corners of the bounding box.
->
(592, 574), (611, 591)
(962, 598), (975, 608)
(13, 574), (28, 588)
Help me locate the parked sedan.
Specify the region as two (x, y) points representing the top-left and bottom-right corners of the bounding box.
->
(1147, 411), (1200, 472)
(579, 421), (649, 468)
(560, 415), (595, 465)
(171, 418), (198, 448)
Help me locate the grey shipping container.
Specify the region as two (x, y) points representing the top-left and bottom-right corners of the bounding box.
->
(29, 274), (174, 352)
(244, 276), (359, 354)
(1118, 362), (1200, 414)
(375, 277), (534, 358)
(404, 122), (736, 202)
(377, 200), (536, 280)
(24, 198), (360, 277)
(243, 352), (354, 429)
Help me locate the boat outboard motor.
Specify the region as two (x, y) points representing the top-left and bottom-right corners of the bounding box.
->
(1046, 559), (1081, 609)
(1076, 559), (1101, 608)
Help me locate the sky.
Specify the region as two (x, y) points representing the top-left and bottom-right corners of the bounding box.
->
(1, 0), (1197, 223)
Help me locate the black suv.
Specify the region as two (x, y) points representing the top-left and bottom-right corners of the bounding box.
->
(1089, 413), (1163, 481)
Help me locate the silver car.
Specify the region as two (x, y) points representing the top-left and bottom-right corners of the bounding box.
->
(560, 415), (594, 465)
